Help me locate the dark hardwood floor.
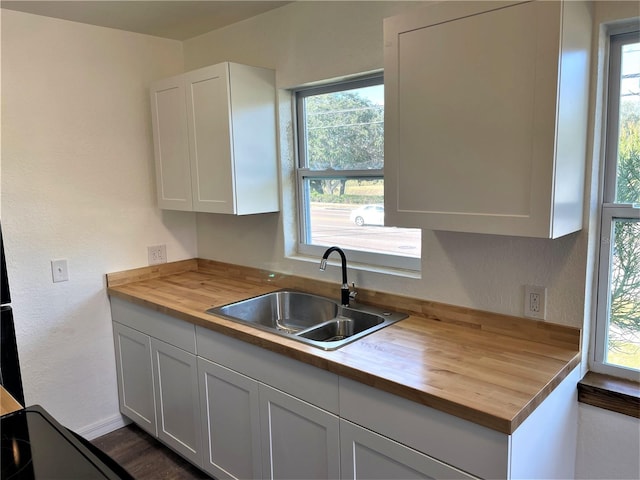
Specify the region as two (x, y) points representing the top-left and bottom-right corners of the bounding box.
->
(92, 423), (211, 480)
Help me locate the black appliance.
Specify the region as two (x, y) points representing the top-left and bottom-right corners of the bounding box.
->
(1, 405), (133, 479)
(1, 222), (25, 405)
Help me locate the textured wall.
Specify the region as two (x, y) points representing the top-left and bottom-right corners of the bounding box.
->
(576, 404), (640, 479)
(0, 10), (196, 433)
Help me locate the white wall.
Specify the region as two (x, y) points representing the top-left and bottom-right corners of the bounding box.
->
(0, 10), (197, 433)
(576, 404), (640, 479)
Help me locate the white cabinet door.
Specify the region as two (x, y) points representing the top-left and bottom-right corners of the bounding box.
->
(184, 64), (235, 214)
(112, 322), (156, 436)
(198, 357), (262, 480)
(340, 420), (478, 480)
(150, 74), (193, 211)
(151, 338), (202, 467)
(260, 384), (340, 480)
(384, 0), (591, 238)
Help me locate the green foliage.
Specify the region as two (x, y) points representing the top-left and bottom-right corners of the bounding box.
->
(617, 99), (640, 204)
(304, 88), (384, 195)
(305, 91), (383, 171)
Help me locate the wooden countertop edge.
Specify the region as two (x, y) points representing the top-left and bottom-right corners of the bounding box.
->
(509, 353), (582, 429)
(107, 284), (581, 434)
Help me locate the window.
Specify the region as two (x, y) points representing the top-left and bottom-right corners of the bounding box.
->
(594, 30), (640, 380)
(295, 75), (421, 270)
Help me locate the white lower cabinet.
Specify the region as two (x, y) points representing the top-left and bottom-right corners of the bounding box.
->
(197, 355), (340, 480)
(340, 420), (476, 480)
(151, 338), (202, 467)
(112, 301), (578, 480)
(260, 384), (340, 480)
(110, 299), (202, 469)
(198, 357), (262, 480)
(113, 322), (157, 436)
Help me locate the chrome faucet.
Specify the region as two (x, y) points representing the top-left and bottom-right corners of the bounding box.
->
(319, 246), (353, 306)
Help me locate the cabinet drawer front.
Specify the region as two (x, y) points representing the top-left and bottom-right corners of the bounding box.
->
(111, 298), (196, 353)
(196, 326), (339, 414)
(339, 378), (508, 479)
(340, 420), (479, 480)
(112, 322), (157, 436)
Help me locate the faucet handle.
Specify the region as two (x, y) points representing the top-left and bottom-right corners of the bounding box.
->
(349, 282), (358, 301)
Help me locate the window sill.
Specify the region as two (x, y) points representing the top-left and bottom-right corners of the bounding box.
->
(288, 253), (422, 279)
(577, 371), (640, 418)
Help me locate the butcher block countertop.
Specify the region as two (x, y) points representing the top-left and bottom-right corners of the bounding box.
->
(106, 259), (581, 435)
(0, 386), (22, 416)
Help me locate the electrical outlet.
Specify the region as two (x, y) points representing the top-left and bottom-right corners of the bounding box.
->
(524, 285), (546, 320)
(147, 245), (167, 265)
(51, 259), (69, 283)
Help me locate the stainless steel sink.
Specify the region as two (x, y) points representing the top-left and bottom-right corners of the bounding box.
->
(207, 290), (407, 350)
(211, 290), (339, 334)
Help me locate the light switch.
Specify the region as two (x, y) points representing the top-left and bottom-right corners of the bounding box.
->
(51, 259), (69, 283)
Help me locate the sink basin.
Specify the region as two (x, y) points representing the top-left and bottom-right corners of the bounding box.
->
(207, 290), (407, 350)
(211, 290), (338, 334)
(298, 310), (383, 341)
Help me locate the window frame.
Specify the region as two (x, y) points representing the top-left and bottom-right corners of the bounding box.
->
(593, 29), (640, 381)
(294, 74), (421, 271)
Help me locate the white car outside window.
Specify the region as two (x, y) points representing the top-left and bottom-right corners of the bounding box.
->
(350, 205), (384, 226)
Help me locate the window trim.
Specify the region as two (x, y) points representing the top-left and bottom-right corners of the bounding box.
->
(294, 74), (421, 271)
(592, 29), (640, 381)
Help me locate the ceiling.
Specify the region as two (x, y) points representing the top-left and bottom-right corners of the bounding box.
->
(1, 1), (292, 40)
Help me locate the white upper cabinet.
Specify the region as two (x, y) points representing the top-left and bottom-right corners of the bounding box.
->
(383, 1), (592, 238)
(150, 62), (279, 215)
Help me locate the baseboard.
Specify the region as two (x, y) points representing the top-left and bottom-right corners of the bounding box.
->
(75, 413), (131, 440)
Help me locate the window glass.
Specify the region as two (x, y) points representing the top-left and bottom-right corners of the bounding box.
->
(304, 85), (384, 171)
(615, 41), (640, 204)
(604, 218), (640, 371)
(296, 76), (421, 270)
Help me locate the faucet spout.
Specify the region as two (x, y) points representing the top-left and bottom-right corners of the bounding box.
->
(320, 246), (350, 306)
